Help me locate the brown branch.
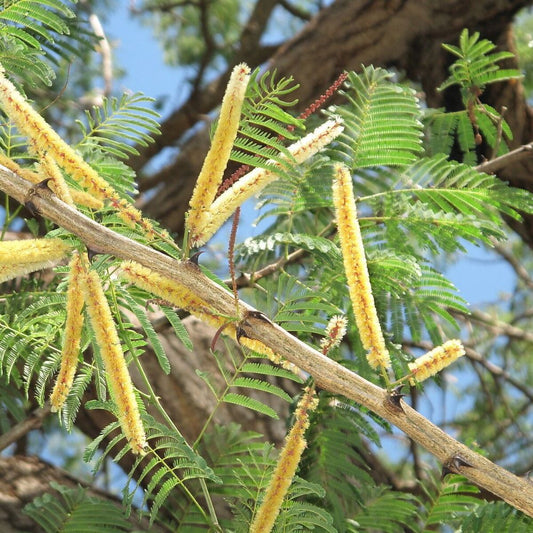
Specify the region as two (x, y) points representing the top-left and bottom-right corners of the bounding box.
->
(0, 404), (52, 453)
(1, 165), (532, 516)
(476, 142), (533, 176)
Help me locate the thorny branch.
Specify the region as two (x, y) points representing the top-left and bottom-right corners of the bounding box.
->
(1, 164), (532, 516)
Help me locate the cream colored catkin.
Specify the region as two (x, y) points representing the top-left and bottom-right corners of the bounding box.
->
(50, 251), (87, 412)
(332, 163), (391, 370)
(83, 268), (146, 455)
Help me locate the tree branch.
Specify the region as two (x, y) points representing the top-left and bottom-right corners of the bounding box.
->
(1, 165), (532, 516)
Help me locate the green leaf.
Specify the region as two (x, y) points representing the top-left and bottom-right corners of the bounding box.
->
(329, 66), (423, 170)
(224, 392), (279, 419)
(77, 93), (161, 159)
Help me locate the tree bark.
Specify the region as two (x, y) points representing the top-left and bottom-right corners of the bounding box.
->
(0, 455), (163, 532)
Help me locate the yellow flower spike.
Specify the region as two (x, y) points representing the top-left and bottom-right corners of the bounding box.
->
(0, 238), (71, 266)
(50, 251), (87, 412)
(0, 261), (54, 283)
(0, 67), (154, 237)
(408, 339), (465, 385)
(119, 260), (228, 330)
(0, 152), (104, 209)
(82, 268), (147, 455)
(187, 63), (251, 239)
(37, 153), (74, 206)
(332, 163), (391, 370)
(320, 315), (348, 355)
(192, 119), (344, 245)
(250, 386), (318, 533)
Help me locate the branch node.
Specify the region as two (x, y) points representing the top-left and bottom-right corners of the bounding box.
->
(24, 178), (54, 215)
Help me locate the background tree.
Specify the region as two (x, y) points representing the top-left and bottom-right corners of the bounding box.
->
(1, 0), (533, 531)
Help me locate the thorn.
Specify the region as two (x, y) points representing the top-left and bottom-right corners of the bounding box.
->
(442, 454), (474, 478)
(24, 178), (55, 216)
(211, 321), (231, 351)
(235, 324), (247, 343)
(188, 251), (204, 265)
(243, 310), (272, 324)
(388, 385), (406, 410)
(24, 199), (39, 217)
(34, 177), (54, 191)
(87, 248), (101, 261)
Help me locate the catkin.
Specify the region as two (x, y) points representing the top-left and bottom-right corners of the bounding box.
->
(250, 387), (318, 533)
(332, 163), (391, 370)
(50, 251), (87, 411)
(0, 238), (71, 266)
(194, 119), (344, 245)
(83, 269), (146, 455)
(187, 63), (251, 241)
(408, 339), (465, 384)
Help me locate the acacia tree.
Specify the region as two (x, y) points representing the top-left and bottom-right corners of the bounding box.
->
(1, 1), (533, 531)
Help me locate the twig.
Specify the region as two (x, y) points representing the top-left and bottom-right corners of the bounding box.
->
(0, 404), (52, 453)
(476, 142), (533, 175)
(453, 308), (533, 344)
(1, 164), (532, 516)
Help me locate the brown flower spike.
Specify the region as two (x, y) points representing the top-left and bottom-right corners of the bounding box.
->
(250, 386), (318, 533)
(50, 251), (87, 411)
(83, 268), (147, 455)
(332, 163), (391, 370)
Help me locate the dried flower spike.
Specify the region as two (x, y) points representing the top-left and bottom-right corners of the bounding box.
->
(320, 315), (348, 355)
(332, 163), (391, 370)
(83, 268), (146, 454)
(187, 63), (251, 240)
(0, 238), (71, 266)
(408, 339), (465, 384)
(250, 386), (318, 533)
(50, 251), (87, 412)
(194, 119), (344, 245)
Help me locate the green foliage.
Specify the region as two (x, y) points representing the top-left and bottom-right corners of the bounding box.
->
(229, 68), (303, 176)
(439, 29), (522, 98)
(24, 481), (132, 533)
(427, 29), (522, 163)
(77, 93), (161, 159)
(418, 475), (482, 531)
(138, 0), (241, 67)
(0, 1), (92, 87)
(460, 501), (533, 532)
(330, 66), (424, 169)
(347, 486), (419, 532)
(1, 14), (532, 532)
